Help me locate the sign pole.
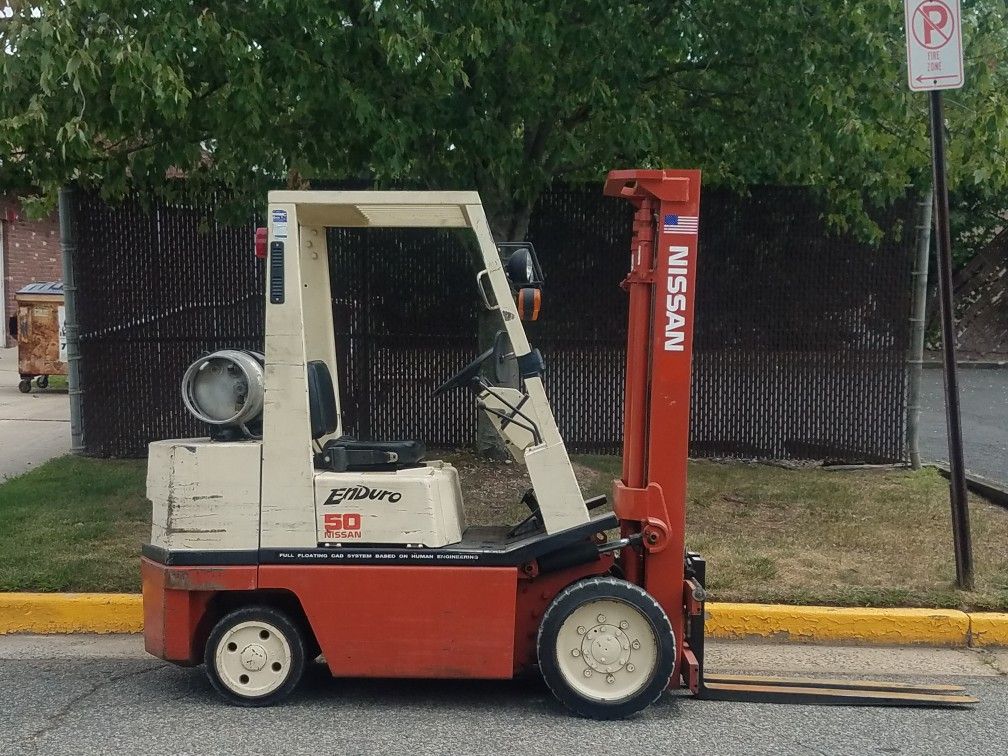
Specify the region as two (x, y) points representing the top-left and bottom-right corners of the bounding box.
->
(905, 0), (972, 590)
(927, 89), (974, 591)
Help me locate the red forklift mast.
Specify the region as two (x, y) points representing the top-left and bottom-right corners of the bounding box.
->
(604, 169), (975, 708)
(604, 169), (699, 690)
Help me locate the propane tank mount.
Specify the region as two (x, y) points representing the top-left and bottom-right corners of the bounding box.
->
(180, 349), (265, 440)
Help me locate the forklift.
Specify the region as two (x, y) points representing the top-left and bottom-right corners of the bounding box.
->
(142, 170), (975, 717)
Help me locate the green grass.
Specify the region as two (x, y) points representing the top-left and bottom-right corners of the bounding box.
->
(1, 452), (1006, 610)
(0, 456), (148, 592)
(44, 375), (68, 390)
(678, 460), (1008, 611)
(556, 454), (1008, 610)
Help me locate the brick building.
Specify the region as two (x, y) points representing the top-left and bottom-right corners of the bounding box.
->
(1, 197), (62, 347)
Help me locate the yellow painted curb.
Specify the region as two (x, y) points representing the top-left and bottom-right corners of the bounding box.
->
(705, 603), (970, 646)
(968, 613), (1008, 647)
(0, 593), (142, 634)
(0, 594), (999, 648)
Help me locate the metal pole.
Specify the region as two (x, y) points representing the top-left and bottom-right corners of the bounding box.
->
(927, 90), (973, 590)
(0, 217), (7, 347)
(58, 186), (85, 454)
(906, 186), (933, 470)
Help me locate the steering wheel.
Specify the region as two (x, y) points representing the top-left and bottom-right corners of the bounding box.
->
(432, 347), (495, 396)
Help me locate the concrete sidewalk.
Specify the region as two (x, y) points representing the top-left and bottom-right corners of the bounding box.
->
(1, 632), (1004, 675)
(0, 346), (70, 480)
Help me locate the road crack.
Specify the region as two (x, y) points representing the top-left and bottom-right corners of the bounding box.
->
(795, 740), (831, 756)
(18, 662), (170, 751)
(974, 649), (1008, 676)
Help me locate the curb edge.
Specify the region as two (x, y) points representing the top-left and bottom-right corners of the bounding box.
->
(929, 463), (1008, 509)
(2, 594), (1005, 647)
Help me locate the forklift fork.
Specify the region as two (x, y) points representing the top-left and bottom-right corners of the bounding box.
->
(682, 553), (977, 708)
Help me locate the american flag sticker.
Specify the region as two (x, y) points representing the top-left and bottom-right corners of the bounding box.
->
(663, 214), (699, 235)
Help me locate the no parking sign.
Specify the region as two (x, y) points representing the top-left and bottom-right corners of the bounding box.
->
(904, 0), (964, 91)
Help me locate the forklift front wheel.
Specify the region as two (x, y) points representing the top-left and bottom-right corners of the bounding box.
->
(205, 606), (307, 707)
(537, 577), (675, 719)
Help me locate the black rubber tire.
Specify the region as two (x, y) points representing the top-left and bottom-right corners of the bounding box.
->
(537, 577), (676, 719)
(204, 605), (306, 707)
(36, 375), (49, 389)
(18, 379), (31, 394)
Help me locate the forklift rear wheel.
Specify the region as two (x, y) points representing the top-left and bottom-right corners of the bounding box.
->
(537, 577), (675, 719)
(205, 606), (306, 707)
(18, 379), (31, 394)
(36, 375), (49, 389)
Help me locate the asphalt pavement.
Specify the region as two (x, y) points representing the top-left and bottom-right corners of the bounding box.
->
(0, 635), (1005, 755)
(0, 346), (69, 480)
(919, 367), (1008, 485)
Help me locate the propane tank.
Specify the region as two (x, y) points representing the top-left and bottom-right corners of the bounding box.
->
(181, 349), (265, 439)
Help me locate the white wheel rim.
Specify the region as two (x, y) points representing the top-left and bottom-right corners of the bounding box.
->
(214, 620), (292, 698)
(554, 598), (658, 704)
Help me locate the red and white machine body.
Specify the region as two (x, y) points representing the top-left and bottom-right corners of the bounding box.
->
(142, 171), (972, 714)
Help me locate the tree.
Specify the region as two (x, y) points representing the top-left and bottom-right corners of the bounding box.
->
(3, 1), (1006, 237)
(2, 1), (1006, 455)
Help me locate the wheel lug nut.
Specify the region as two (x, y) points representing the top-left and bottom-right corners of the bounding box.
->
(606, 674), (615, 685)
(577, 626), (586, 635)
(627, 663), (635, 673)
(597, 614), (606, 623)
(619, 621), (628, 629)
(571, 649), (580, 657)
(583, 669), (592, 678)
(632, 640), (640, 650)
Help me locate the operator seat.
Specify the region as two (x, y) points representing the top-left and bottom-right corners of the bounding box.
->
(306, 360), (426, 472)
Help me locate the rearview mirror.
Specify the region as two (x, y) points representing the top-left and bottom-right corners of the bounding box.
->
(497, 242), (544, 289)
(506, 247), (534, 285)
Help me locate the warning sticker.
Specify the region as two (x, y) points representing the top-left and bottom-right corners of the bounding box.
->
(58, 305), (67, 362)
(271, 209), (288, 239)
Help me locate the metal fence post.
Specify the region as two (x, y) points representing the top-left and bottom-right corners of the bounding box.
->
(58, 186), (85, 454)
(906, 186), (933, 469)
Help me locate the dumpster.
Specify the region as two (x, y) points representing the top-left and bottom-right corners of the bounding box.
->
(14, 282), (67, 393)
